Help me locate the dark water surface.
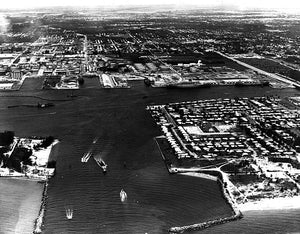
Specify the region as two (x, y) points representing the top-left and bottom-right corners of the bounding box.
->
(1, 80), (300, 234)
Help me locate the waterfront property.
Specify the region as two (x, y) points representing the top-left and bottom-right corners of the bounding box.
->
(0, 133), (58, 181)
(148, 96), (300, 231)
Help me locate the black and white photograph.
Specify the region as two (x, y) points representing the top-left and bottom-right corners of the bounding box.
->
(0, 0), (300, 233)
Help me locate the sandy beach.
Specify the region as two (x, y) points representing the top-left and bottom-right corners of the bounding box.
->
(0, 178), (43, 234)
(183, 171), (300, 212)
(239, 196), (300, 211)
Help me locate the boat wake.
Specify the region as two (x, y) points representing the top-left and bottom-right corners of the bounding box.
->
(81, 151), (92, 163)
(120, 189), (127, 203)
(93, 137), (99, 144)
(94, 155), (107, 173)
(81, 138), (100, 163)
(65, 208), (73, 220)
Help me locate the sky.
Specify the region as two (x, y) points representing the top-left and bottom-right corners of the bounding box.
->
(1, 0), (300, 11)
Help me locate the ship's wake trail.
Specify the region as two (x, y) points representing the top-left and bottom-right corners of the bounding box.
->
(93, 137), (99, 144)
(81, 138), (99, 163)
(81, 150), (92, 163)
(120, 189), (128, 203)
(93, 154), (108, 173)
(65, 208), (73, 220)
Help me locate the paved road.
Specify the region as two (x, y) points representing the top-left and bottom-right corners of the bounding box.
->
(216, 51), (300, 88)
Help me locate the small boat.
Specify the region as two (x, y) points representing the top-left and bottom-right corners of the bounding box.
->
(37, 102), (55, 108)
(94, 157), (107, 173)
(81, 152), (92, 163)
(66, 209), (73, 220)
(120, 189), (127, 203)
(93, 137), (98, 144)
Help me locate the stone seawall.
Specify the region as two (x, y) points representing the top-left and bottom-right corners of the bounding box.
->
(33, 182), (48, 234)
(169, 171), (243, 233)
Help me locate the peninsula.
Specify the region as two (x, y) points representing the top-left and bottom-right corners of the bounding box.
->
(149, 96), (300, 232)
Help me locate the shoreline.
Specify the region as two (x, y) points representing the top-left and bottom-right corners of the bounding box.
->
(33, 181), (48, 234)
(0, 178), (43, 234)
(155, 137), (300, 232)
(169, 171), (243, 233)
(0, 139), (58, 234)
(185, 171), (300, 212)
(154, 138), (243, 233)
(239, 195), (300, 211)
(181, 171), (218, 181)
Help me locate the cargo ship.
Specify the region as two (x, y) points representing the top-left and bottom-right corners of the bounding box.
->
(234, 81), (269, 87)
(166, 81), (213, 89)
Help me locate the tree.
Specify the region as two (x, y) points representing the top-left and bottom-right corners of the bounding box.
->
(0, 131), (14, 146)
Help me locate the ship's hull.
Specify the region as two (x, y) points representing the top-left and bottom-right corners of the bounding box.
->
(166, 82), (212, 89)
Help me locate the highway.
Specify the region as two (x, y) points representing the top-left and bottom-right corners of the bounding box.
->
(216, 51), (300, 88)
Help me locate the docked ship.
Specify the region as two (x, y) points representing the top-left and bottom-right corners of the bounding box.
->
(234, 80), (269, 87)
(120, 189), (127, 202)
(166, 81), (213, 89)
(94, 157), (107, 173)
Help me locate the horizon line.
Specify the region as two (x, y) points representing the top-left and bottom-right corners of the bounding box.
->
(1, 4), (300, 12)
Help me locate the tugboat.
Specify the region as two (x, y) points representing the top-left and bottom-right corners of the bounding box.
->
(37, 102), (54, 108)
(120, 189), (127, 203)
(93, 137), (98, 144)
(65, 208), (73, 220)
(94, 157), (107, 173)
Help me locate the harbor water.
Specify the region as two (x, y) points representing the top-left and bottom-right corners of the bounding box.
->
(0, 79), (300, 233)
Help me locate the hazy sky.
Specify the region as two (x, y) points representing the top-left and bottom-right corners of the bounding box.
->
(1, 0), (300, 11)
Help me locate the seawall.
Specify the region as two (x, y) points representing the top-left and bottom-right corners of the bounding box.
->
(154, 136), (243, 232)
(169, 175), (243, 233)
(33, 181), (48, 234)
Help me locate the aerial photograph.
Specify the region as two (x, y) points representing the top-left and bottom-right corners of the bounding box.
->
(1, 0), (300, 233)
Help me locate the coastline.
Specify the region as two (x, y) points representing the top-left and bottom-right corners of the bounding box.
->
(169, 170), (243, 233)
(0, 139), (58, 233)
(0, 178), (43, 234)
(181, 171), (218, 181)
(239, 195), (300, 211)
(185, 172), (300, 212)
(14, 182), (43, 234)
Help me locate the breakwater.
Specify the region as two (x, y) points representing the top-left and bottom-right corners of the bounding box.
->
(169, 210), (242, 233)
(33, 181), (48, 234)
(168, 171), (243, 233)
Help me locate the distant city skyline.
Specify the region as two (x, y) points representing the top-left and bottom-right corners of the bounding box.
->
(1, 0), (300, 12)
